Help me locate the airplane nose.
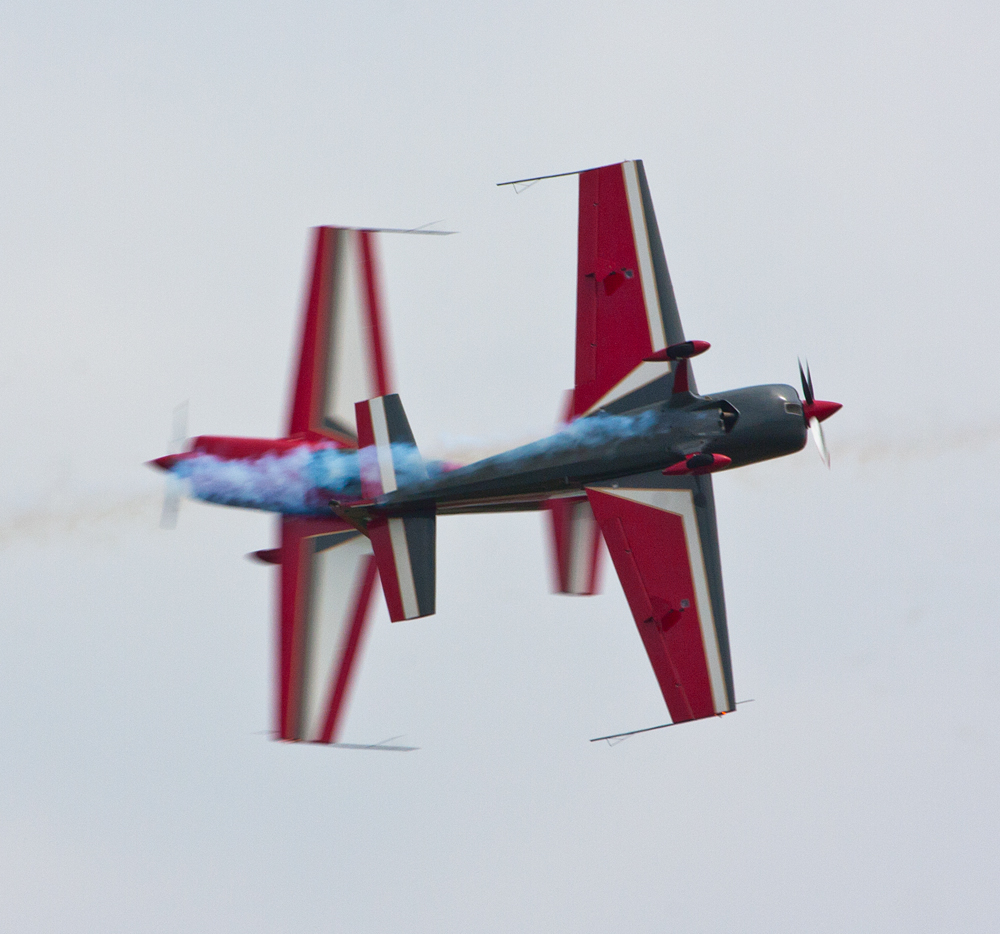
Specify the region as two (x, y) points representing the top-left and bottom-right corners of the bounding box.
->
(803, 399), (842, 423)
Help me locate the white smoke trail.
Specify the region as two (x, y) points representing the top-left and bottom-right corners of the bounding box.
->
(0, 419), (989, 549)
(0, 491), (160, 549)
(834, 423), (1000, 466)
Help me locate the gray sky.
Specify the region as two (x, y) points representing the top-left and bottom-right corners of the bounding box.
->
(1, 1), (999, 931)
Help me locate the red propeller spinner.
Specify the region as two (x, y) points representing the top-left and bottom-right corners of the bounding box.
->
(798, 361), (842, 466)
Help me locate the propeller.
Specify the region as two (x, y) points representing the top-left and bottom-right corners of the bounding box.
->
(798, 360), (842, 468)
(159, 402), (188, 529)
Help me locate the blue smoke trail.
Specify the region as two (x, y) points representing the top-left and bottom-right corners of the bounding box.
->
(172, 410), (676, 515)
(174, 444), (441, 515)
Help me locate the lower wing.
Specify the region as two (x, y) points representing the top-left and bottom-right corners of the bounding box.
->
(547, 495), (603, 595)
(586, 471), (735, 722)
(276, 516), (380, 742)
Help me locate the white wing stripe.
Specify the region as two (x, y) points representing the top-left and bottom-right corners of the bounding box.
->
(387, 517), (419, 619)
(368, 397), (398, 494)
(326, 230), (373, 433)
(622, 161), (667, 353)
(581, 359), (672, 416)
(301, 535), (373, 740)
(567, 501), (594, 594)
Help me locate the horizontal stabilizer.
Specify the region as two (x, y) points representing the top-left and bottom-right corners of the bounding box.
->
(368, 514), (436, 621)
(356, 393), (435, 621)
(355, 394), (427, 499)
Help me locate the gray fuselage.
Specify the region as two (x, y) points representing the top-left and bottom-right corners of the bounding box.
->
(381, 383), (808, 515)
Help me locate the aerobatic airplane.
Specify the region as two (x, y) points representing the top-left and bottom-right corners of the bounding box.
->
(151, 160), (840, 745)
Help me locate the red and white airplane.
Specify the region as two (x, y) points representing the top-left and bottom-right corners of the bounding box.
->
(151, 160), (840, 745)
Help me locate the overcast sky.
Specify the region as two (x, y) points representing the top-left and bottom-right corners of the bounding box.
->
(1, 2), (999, 931)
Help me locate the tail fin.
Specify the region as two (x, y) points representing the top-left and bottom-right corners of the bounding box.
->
(355, 394), (427, 499)
(355, 395), (435, 621)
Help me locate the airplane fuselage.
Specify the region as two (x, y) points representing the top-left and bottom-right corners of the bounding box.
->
(157, 382), (808, 519)
(380, 383), (808, 515)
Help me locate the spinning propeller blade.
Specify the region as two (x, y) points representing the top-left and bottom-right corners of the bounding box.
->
(798, 360), (840, 468)
(160, 402), (188, 529)
(798, 359), (815, 406)
(811, 415), (830, 467)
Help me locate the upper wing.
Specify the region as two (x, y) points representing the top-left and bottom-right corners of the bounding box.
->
(287, 227), (393, 444)
(586, 470), (734, 722)
(276, 516), (380, 743)
(573, 160), (692, 418)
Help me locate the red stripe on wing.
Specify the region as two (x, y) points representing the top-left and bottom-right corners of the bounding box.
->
(288, 228), (340, 440)
(279, 517), (308, 739)
(367, 518), (406, 622)
(318, 555), (379, 743)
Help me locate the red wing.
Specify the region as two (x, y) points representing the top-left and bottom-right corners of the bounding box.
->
(277, 516), (380, 742)
(287, 228), (393, 444)
(574, 161), (690, 417)
(547, 496), (603, 595)
(586, 474), (734, 722)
